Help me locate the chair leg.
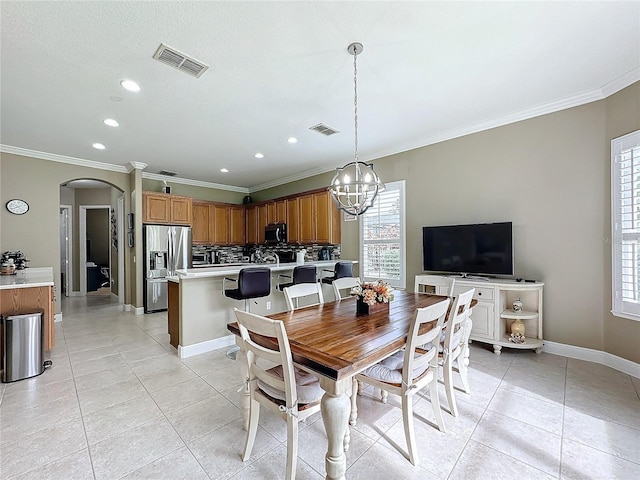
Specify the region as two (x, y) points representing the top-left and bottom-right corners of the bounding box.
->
(430, 375), (446, 432)
(242, 398), (260, 461)
(349, 378), (358, 427)
(402, 394), (419, 466)
(443, 358), (458, 417)
(458, 356), (471, 395)
(285, 415), (299, 480)
(357, 380), (364, 395)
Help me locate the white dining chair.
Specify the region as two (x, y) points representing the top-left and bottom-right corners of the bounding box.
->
(352, 298), (450, 466)
(234, 308), (323, 480)
(332, 276), (360, 301)
(439, 287), (474, 416)
(283, 282), (324, 311)
(415, 274), (456, 296)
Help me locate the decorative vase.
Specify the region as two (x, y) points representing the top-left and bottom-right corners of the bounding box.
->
(512, 298), (523, 312)
(356, 299), (389, 316)
(510, 319), (525, 336)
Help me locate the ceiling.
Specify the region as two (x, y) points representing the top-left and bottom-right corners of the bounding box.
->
(1, 1), (638, 192)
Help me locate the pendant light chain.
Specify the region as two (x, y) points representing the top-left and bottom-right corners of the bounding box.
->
(353, 44), (359, 163)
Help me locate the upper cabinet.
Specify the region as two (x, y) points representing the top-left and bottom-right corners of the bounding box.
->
(245, 205), (258, 244)
(257, 204), (268, 244)
(295, 191), (340, 244)
(286, 197), (300, 243)
(229, 206), (246, 245)
(192, 201), (211, 244)
(211, 204), (230, 245)
(142, 187), (341, 246)
(143, 192), (192, 225)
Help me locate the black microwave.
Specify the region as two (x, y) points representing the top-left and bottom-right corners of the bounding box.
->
(265, 223), (287, 244)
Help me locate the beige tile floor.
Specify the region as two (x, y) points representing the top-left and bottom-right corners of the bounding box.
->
(1, 295), (639, 479)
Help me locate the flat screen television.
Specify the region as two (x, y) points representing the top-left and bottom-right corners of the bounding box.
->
(422, 222), (513, 276)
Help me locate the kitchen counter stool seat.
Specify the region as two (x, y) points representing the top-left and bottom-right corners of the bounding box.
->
(276, 265), (317, 291)
(223, 267), (271, 359)
(321, 261), (353, 285)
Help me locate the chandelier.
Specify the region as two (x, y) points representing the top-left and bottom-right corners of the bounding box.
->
(329, 42), (383, 216)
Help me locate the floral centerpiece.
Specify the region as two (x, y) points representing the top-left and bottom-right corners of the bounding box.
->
(351, 280), (394, 315)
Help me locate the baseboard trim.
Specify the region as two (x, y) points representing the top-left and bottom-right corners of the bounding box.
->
(178, 335), (236, 359)
(543, 340), (640, 378)
(54, 313), (63, 323)
(123, 304), (132, 312)
(68, 291), (83, 297)
(133, 306), (144, 315)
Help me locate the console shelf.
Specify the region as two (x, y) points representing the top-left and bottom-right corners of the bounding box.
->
(416, 275), (544, 354)
(500, 309), (538, 320)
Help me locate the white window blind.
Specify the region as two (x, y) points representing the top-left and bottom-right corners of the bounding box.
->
(612, 130), (640, 321)
(360, 180), (405, 288)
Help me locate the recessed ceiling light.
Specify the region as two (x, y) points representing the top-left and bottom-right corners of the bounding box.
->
(255, 153), (264, 159)
(220, 168), (229, 173)
(120, 79), (141, 92)
(288, 137), (298, 144)
(104, 118), (119, 127)
(92, 143), (106, 150)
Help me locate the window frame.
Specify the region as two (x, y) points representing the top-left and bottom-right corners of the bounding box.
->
(359, 180), (406, 289)
(611, 129), (640, 322)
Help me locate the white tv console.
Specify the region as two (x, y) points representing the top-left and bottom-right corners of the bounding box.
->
(417, 275), (544, 354)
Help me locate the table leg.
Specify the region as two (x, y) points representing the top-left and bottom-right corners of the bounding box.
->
(320, 379), (351, 480)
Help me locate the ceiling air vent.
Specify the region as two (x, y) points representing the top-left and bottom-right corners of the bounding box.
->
(153, 43), (209, 78)
(309, 123), (339, 136)
(158, 170), (178, 177)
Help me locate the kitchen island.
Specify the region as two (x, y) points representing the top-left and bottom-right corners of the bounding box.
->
(168, 261), (355, 358)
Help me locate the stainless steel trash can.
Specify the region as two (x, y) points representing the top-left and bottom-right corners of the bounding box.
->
(2, 310), (46, 382)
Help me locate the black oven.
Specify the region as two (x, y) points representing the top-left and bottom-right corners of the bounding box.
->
(265, 223), (287, 244)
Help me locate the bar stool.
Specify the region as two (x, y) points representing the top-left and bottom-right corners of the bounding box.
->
(223, 267), (272, 312)
(223, 267), (271, 358)
(276, 265), (317, 291)
(321, 261), (353, 285)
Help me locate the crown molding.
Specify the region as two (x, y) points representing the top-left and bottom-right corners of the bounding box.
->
(127, 162), (148, 172)
(0, 145), (129, 173)
(142, 172), (249, 193)
(600, 66), (640, 98)
(248, 164), (337, 193)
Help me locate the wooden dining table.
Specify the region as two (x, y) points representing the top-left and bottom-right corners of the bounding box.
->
(227, 290), (452, 480)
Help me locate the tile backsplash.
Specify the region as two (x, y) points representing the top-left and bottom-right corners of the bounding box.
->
(192, 244), (341, 264)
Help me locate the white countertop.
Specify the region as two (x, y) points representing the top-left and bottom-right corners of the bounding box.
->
(0, 267), (54, 289)
(173, 260), (354, 279)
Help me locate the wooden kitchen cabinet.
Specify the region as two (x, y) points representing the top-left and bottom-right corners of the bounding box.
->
(211, 204), (230, 245)
(257, 204), (268, 244)
(143, 192), (193, 225)
(191, 201), (211, 244)
(314, 191), (341, 244)
(266, 202), (276, 224)
(267, 199), (287, 224)
(296, 191), (341, 244)
(230, 206), (246, 245)
(286, 197), (300, 243)
(245, 205), (258, 244)
(170, 196), (193, 225)
(299, 194), (315, 243)
(143, 192), (171, 223)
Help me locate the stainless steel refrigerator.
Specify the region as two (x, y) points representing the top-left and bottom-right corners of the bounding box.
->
(144, 224), (192, 313)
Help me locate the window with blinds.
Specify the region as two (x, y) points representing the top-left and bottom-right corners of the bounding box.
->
(612, 130), (640, 321)
(360, 180), (405, 288)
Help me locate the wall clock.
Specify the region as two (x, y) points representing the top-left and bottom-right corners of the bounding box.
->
(6, 199), (29, 215)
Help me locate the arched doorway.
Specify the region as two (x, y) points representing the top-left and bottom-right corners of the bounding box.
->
(59, 179), (125, 310)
